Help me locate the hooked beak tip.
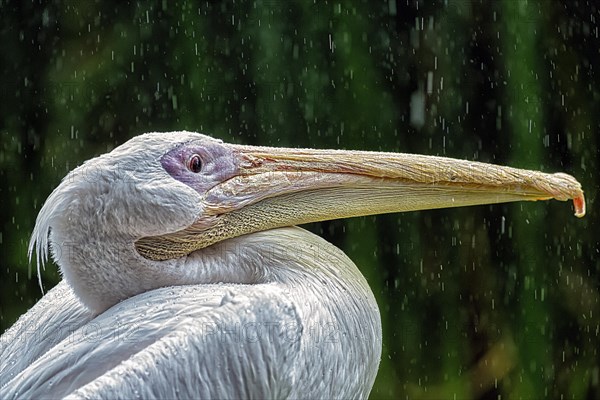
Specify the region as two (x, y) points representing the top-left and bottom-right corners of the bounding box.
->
(573, 195), (586, 218)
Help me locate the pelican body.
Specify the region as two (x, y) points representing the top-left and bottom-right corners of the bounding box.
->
(0, 132), (585, 398)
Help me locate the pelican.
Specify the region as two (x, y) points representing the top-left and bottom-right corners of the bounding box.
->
(0, 131), (585, 398)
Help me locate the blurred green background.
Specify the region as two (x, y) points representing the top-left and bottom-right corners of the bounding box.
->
(1, 1), (598, 398)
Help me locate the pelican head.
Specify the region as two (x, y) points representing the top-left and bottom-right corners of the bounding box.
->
(30, 131), (585, 312)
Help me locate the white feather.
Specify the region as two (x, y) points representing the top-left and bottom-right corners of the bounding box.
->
(6, 132), (382, 398)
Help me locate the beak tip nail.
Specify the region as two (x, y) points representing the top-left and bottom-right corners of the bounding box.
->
(573, 195), (586, 218)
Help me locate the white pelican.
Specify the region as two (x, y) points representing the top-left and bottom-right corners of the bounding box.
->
(0, 131), (585, 398)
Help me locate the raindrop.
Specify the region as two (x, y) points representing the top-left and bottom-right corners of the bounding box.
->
(426, 71), (433, 94)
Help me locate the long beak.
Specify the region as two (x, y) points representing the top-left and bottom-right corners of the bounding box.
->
(136, 146), (585, 261)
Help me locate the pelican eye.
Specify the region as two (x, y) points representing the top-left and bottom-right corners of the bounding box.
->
(187, 154), (202, 173)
